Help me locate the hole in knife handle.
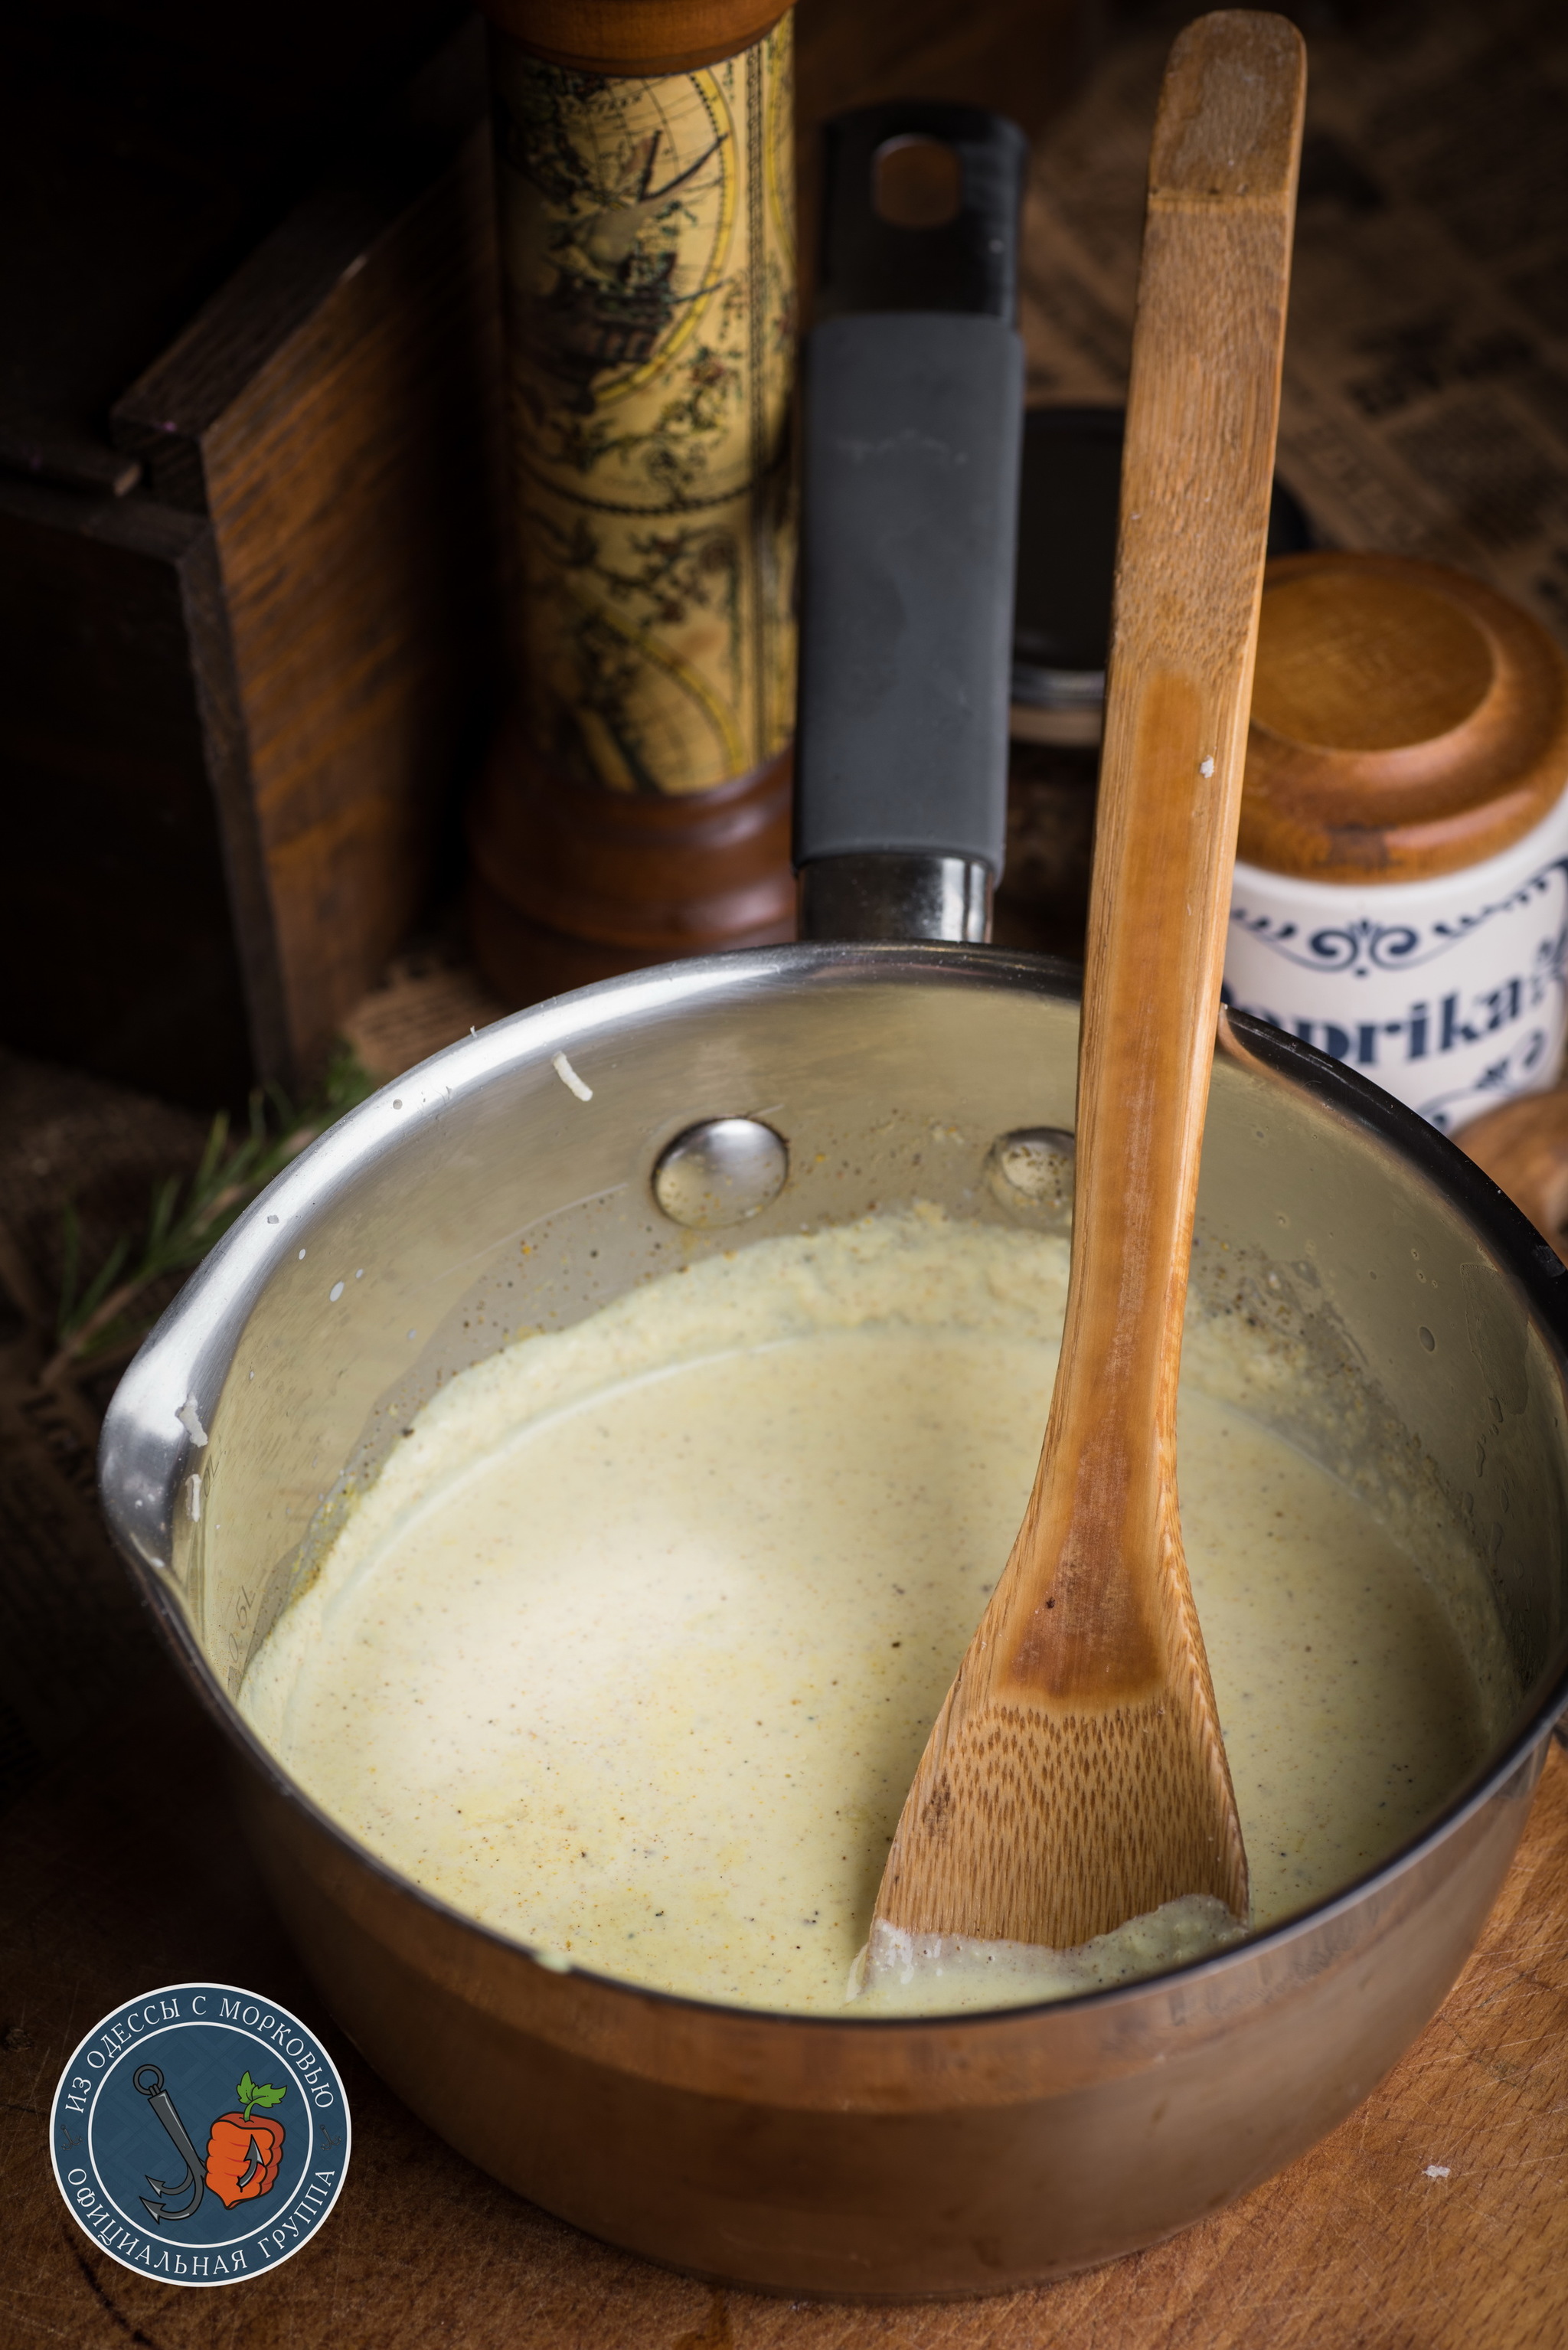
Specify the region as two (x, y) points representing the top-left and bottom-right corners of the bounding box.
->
(872, 136), (964, 230)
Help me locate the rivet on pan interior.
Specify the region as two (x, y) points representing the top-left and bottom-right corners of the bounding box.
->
(985, 1128), (1076, 1225)
(653, 1119), (789, 1229)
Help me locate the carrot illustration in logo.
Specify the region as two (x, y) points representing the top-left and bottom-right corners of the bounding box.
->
(204, 2072), (287, 2208)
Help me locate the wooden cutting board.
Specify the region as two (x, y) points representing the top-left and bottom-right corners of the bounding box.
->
(4, 1661), (1565, 2349)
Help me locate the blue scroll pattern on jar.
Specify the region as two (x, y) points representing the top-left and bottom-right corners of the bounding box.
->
(1223, 815), (1568, 1132)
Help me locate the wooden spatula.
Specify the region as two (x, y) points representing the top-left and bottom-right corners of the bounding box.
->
(873, 11), (1307, 1956)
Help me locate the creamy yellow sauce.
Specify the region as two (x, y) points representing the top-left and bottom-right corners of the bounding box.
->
(243, 1211), (1497, 2016)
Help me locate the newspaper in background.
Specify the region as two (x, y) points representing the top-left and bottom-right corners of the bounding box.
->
(340, 949), (508, 1082)
(1020, 0), (1568, 642)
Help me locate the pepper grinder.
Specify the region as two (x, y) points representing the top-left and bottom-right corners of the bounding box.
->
(1224, 550), (1568, 1132)
(469, 0), (799, 1002)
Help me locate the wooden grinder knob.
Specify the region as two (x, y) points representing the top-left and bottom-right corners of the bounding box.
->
(1240, 551), (1568, 883)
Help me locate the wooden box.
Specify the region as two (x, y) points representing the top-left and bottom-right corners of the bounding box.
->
(0, 18), (503, 1102)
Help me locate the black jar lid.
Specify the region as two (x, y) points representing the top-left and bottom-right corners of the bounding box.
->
(1011, 405), (1312, 746)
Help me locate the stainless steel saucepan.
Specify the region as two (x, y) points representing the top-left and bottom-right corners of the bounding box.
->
(100, 93), (1568, 2299)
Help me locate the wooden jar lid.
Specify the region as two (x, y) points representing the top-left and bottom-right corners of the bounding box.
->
(480, 0), (789, 74)
(1238, 551), (1568, 883)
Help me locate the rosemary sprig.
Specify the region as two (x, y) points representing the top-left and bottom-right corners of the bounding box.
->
(47, 1046), (376, 1384)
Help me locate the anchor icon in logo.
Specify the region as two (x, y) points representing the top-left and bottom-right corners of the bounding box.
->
(132, 2064), (207, 2223)
(132, 2061), (289, 2223)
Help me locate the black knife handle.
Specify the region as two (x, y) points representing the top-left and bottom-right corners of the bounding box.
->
(794, 103), (1027, 924)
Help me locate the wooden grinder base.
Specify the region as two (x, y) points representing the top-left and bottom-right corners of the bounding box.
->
(467, 732), (795, 1002)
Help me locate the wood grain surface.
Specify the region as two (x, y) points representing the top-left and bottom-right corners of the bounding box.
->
(1454, 1086), (1568, 1262)
(875, 13), (1302, 1953)
(1241, 553), (1568, 882)
(5, 1655), (1566, 2348)
(112, 33), (505, 1087)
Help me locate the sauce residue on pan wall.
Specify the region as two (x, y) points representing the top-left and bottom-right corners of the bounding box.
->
(243, 1210), (1510, 2015)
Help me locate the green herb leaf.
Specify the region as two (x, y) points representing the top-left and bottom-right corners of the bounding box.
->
(236, 2071), (287, 2116)
(51, 1043), (377, 1373)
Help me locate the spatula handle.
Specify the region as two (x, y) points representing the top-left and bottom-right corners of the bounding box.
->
(871, 11), (1304, 1956)
(1049, 12), (1307, 1557)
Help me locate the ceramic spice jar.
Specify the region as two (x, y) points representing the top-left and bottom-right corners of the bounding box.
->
(1223, 551), (1568, 1131)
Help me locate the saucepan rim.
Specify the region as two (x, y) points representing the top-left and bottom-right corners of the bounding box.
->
(99, 943), (1568, 2039)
